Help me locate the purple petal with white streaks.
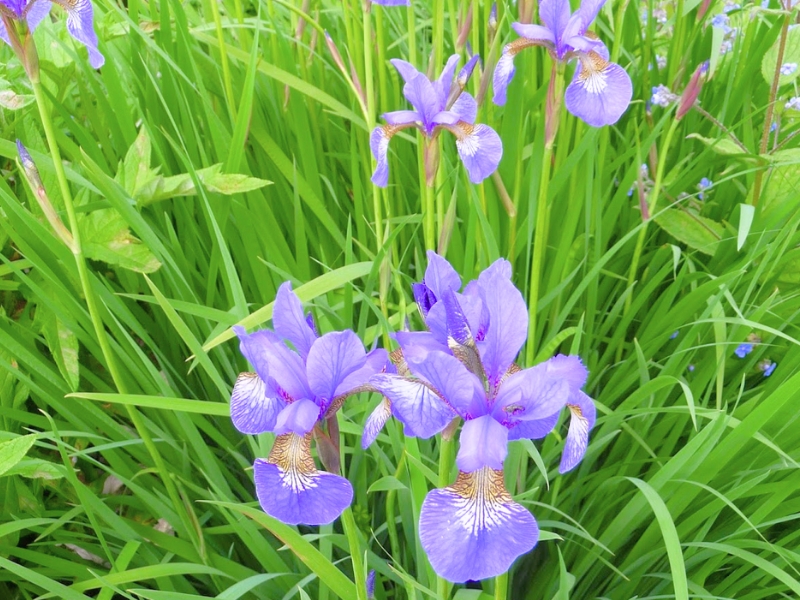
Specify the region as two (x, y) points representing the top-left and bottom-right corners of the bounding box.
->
(273, 282), (317, 359)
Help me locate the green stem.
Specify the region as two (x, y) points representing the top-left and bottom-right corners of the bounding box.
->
(341, 507), (368, 600)
(622, 117), (680, 317)
(31, 80), (197, 548)
(433, 0), (445, 65)
(494, 571), (509, 600)
(435, 436), (454, 600)
(209, 0), (237, 121)
(424, 162), (436, 250)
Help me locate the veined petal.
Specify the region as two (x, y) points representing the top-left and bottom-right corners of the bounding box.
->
(362, 397), (392, 449)
(274, 398), (320, 435)
(395, 330), (448, 355)
(334, 347), (388, 397)
(403, 73), (440, 130)
(574, 0), (607, 32)
(564, 33), (605, 54)
(492, 48), (517, 106)
(306, 330), (367, 403)
(543, 354), (589, 390)
(54, 0), (104, 68)
(274, 281), (317, 359)
(26, 0), (53, 33)
(426, 291), (485, 346)
(565, 54), (632, 127)
(230, 372), (285, 434)
(539, 0), (571, 43)
(234, 326), (279, 384)
(383, 109), (419, 125)
(477, 258), (527, 386)
(369, 373), (455, 438)
(507, 410), (560, 440)
(559, 390), (596, 473)
(435, 54), (461, 106)
(404, 346), (485, 419)
(452, 122), (503, 184)
(512, 22), (556, 44)
(255, 434), (352, 525)
(370, 125), (393, 187)
(423, 250), (461, 300)
(450, 91), (477, 124)
(412, 282), (436, 317)
(419, 468), (538, 582)
(390, 58), (423, 84)
(456, 415), (508, 472)
(493, 366), (569, 424)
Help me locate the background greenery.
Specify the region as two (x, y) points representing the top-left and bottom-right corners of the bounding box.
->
(1, 0), (800, 598)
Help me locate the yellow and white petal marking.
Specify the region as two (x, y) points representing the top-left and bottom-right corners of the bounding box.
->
(454, 122), (480, 158)
(268, 432), (318, 493)
(577, 51), (611, 95)
(448, 467), (515, 535)
(568, 403), (589, 435)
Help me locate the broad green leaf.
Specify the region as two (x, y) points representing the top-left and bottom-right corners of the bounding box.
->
(761, 26), (800, 86)
(136, 164), (271, 205)
(36, 303), (80, 391)
(3, 459), (67, 480)
(0, 435), (37, 477)
(367, 476), (407, 493)
(687, 134), (750, 157)
(737, 204), (755, 251)
(0, 89), (35, 110)
(69, 392), (229, 415)
(79, 208), (161, 273)
(117, 127), (156, 196)
(654, 209), (723, 256)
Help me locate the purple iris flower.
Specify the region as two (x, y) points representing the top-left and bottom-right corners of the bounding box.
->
(231, 282), (387, 526)
(366, 254), (595, 582)
(371, 55), (503, 186)
(0, 0), (104, 68)
(493, 0), (632, 127)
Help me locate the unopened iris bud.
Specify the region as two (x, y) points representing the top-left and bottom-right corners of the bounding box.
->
(324, 31), (347, 75)
(457, 54), (480, 89)
(676, 62), (709, 120)
(489, 2), (498, 33)
(456, 4), (473, 51)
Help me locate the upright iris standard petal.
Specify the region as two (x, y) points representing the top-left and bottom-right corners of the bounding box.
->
(435, 54), (461, 101)
(512, 22), (556, 44)
(255, 434), (353, 525)
(477, 259), (528, 386)
(404, 347), (484, 418)
(423, 250), (461, 300)
(419, 468), (539, 582)
(234, 326), (278, 385)
(449, 92), (478, 124)
(230, 372), (285, 434)
(390, 58), (422, 84)
(564, 52), (633, 127)
(54, 0), (104, 68)
(274, 398), (320, 435)
(369, 373), (455, 438)
(402, 73), (441, 131)
(274, 282), (317, 359)
(539, 0), (571, 49)
(456, 415), (509, 471)
(559, 390), (596, 473)
(26, 0), (53, 32)
(453, 122), (503, 184)
(306, 330), (367, 405)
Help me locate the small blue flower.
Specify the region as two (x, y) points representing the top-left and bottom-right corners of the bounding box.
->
(786, 97), (800, 111)
(711, 14), (732, 34)
(697, 177), (712, 200)
(759, 360), (776, 377)
(781, 62), (798, 76)
(688, 364), (695, 372)
(734, 342), (753, 358)
(650, 84), (678, 107)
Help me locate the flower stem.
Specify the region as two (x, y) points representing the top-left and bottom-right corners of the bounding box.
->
(341, 506), (368, 600)
(425, 160), (436, 250)
(526, 64), (564, 365)
(30, 80), (195, 545)
(209, 0), (237, 121)
(494, 571), (509, 600)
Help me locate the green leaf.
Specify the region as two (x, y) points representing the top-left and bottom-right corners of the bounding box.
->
(0, 435), (37, 477)
(762, 26), (800, 86)
(80, 208), (162, 273)
(68, 392), (229, 416)
(136, 165), (271, 205)
(654, 209), (723, 256)
(367, 476), (407, 493)
(627, 478), (689, 600)
(3, 459), (67, 480)
(687, 134), (750, 157)
(737, 204), (755, 251)
(118, 127), (156, 196)
(36, 303), (80, 392)
(775, 248), (800, 284)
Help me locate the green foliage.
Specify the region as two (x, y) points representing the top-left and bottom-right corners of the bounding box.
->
(0, 0), (799, 599)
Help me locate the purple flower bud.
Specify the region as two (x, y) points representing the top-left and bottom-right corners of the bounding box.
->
(457, 54), (480, 88)
(366, 570), (376, 599)
(489, 3), (498, 31)
(676, 62), (709, 120)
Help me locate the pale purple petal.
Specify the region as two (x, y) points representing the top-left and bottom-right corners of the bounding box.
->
(477, 259), (527, 386)
(512, 22), (556, 44)
(370, 126), (392, 187)
(574, 0), (607, 31)
(383, 109), (419, 125)
(492, 49), (517, 106)
(274, 398), (320, 435)
(306, 330), (367, 403)
(26, 0), (53, 33)
(419, 468), (538, 582)
(423, 250), (461, 299)
(431, 110), (461, 126)
(539, 0), (572, 44)
(234, 326), (279, 384)
(395, 330), (447, 355)
(456, 415), (508, 472)
(390, 58), (422, 84)
(230, 372), (285, 434)
(543, 354), (589, 390)
(335, 347), (388, 397)
(507, 411), (560, 440)
(255, 435), (352, 525)
(435, 54), (461, 105)
(559, 391), (596, 473)
(450, 91), (477, 124)
(273, 282), (317, 359)
(60, 0), (104, 68)
(404, 346), (485, 419)
(371, 0), (410, 5)
(369, 373), (455, 438)
(454, 123), (503, 184)
(565, 59), (632, 127)
(0, 20), (9, 46)
(564, 33), (605, 54)
(493, 366), (569, 424)
(362, 397), (392, 449)
(403, 73), (441, 131)
(426, 291), (484, 345)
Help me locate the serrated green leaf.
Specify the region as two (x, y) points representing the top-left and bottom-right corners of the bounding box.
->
(0, 435), (37, 477)
(136, 164), (270, 205)
(654, 209), (723, 256)
(80, 208), (161, 273)
(762, 26), (800, 87)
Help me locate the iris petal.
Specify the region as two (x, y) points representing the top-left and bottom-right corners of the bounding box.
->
(369, 373), (455, 438)
(453, 122), (503, 184)
(559, 390), (597, 473)
(456, 415), (508, 472)
(230, 372), (285, 434)
(419, 468), (539, 582)
(362, 397), (392, 449)
(56, 0), (104, 68)
(254, 434), (353, 525)
(564, 55), (632, 127)
(306, 330), (367, 406)
(492, 48), (517, 106)
(273, 281), (317, 359)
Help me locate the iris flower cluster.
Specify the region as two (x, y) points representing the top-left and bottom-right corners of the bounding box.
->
(230, 255), (595, 582)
